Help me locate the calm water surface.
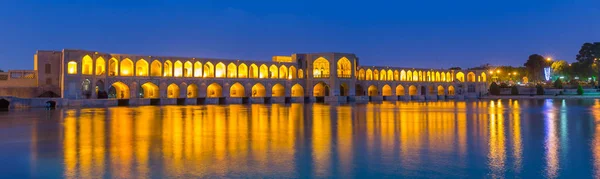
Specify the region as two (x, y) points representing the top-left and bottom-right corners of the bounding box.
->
(1, 99), (600, 178)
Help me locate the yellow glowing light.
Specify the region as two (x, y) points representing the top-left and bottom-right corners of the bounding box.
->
(513, 72), (517, 75)
(67, 61), (77, 74)
(122, 70), (130, 75)
(489, 70), (493, 74)
(547, 57), (552, 61)
(496, 70), (500, 73)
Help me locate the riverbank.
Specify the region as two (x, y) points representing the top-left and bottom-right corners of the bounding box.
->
(481, 95), (600, 100)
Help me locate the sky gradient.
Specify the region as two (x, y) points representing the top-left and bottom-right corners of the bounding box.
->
(1, 0), (599, 70)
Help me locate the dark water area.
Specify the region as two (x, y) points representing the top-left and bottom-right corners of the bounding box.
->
(1, 99), (600, 178)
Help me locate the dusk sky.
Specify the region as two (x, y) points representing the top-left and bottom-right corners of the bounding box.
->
(1, 0), (599, 70)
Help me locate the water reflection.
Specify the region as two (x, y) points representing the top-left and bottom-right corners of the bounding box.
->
(9, 99), (598, 178)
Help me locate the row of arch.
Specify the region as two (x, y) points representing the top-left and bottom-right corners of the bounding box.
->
(365, 84), (456, 96)
(69, 55), (304, 79)
(357, 69), (486, 83)
(107, 82), (305, 99)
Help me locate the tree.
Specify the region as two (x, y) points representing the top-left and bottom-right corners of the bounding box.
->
(553, 79), (563, 89)
(551, 60), (570, 78)
(489, 82), (500, 95)
(524, 54), (547, 82)
(576, 42), (600, 64)
(577, 85), (584, 95)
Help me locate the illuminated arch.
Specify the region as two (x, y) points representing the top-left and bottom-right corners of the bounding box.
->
(187, 84), (198, 98)
(298, 69), (304, 79)
(108, 58), (118, 76)
(382, 84), (392, 96)
(230, 82), (245, 97)
(81, 55), (93, 75)
(437, 85), (445, 95)
(408, 85), (417, 96)
(448, 85), (455, 95)
(95, 57), (105, 76)
(279, 65), (287, 79)
(418, 71), (423, 81)
(368, 85), (378, 96)
(288, 66), (297, 79)
(227, 63), (237, 78)
(407, 70), (412, 81)
(259, 64), (268, 79)
(393, 70), (399, 81)
(249, 64), (258, 78)
(120, 58), (133, 76)
(251, 83), (266, 97)
(269, 65), (278, 79)
(140, 82), (159, 98)
(238, 63), (248, 78)
(428, 86), (435, 95)
(184, 61), (193, 77)
(67, 61), (78, 74)
(400, 70), (406, 81)
(174, 61), (183, 77)
(163, 60), (173, 77)
(480, 72), (487, 82)
(109, 82), (130, 99)
(207, 83), (222, 97)
(167, 83), (180, 98)
(337, 57), (352, 78)
(387, 70), (393, 81)
(396, 85), (405, 96)
(272, 83), (285, 97)
(194, 62), (202, 77)
(374, 70), (380, 81)
(366, 69), (373, 80)
(456, 72), (465, 82)
(150, 60), (161, 77)
(358, 69), (365, 80)
(291, 84), (304, 97)
(313, 57), (330, 78)
(203, 62), (214, 78)
(467, 72), (476, 82)
(446, 72), (452, 82)
(441, 72), (446, 82)
(135, 59), (149, 76)
(413, 71), (419, 81)
(427, 71), (431, 81)
(436, 72), (441, 82)
(313, 82), (329, 97)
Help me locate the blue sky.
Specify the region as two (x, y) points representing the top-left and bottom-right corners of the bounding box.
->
(1, 0), (599, 70)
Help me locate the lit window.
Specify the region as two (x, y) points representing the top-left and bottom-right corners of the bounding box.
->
(67, 61), (78, 74)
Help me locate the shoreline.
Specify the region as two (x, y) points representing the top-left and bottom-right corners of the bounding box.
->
(481, 95), (600, 100)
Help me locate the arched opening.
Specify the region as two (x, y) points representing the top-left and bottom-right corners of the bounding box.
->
(227, 63), (237, 78)
(387, 70), (393, 81)
(269, 65), (278, 79)
(249, 64), (258, 78)
(194, 62), (202, 77)
(436, 72), (441, 82)
(67, 61), (78, 74)
(174, 61), (183, 77)
(413, 71), (419, 81)
(437, 85), (445, 95)
(382, 84), (392, 96)
(108, 82), (130, 99)
(427, 71), (431, 81)
(421, 86), (427, 95)
(82, 55), (93, 75)
(355, 84), (365, 96)
(203, 62), (214, 78)
(184, 61), (193, 77)
(298, 69), (304, 79)
(96, 80), (106, 98)
(396, 85), (405, 96)
(358, 69), (365, 80)
(238, 63), (248, 78)
(163, 60), (173, 77)
(441, 72), (446, 82)
(393, 70), (399, 81)
(480, 72), (487, 82)
(456, 72), (465, 82)
(400, 70), (406, 81)
(95, 57), (105, 76)
(340, 83), (349, 96)
(380, 70), (387, 81)
(288, 66), (297, 79)
(230, 82), (245, 97)
(374, 70), (380, 80)
(409, 85), (417, 96)
(448, 85), (455, 95)
(81, 79), (91, 98)
(368, 85), (378, 96)
(467, 72), (476, 82)
(120, 58), (133, 76)
(259, 64), (268, 79)
(407, 71), (412, 81)
(151, 60), (161, 77)
(313, 57), (330, 78)
(366, 69), (373, 80)
(252, 83), (266, 97)
(135, 59), (149, 76)
(187, 84), (198, 98)
(279, 65), (287, 79)
(313, 82), (330, 97)
(446, 72), (452, 82)
(207, 83), (223, 97)
(418, 71), (423, 81)
(108, 58), (118, 76)
(272, 83), (285, 97)
(291, 84), (304, 97)
(215, 62), (226, 78)
(140, 82), (159, 98)
(167, 83), (180, 98)
(337, 57), (352, 78)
